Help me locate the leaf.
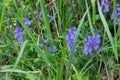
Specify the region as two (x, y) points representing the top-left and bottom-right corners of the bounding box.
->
(26, 75), (36, 80)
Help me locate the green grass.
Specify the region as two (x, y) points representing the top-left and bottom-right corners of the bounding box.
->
(0, 0), (120, 80)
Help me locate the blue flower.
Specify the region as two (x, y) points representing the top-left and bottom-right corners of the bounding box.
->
(35, 10), (54, 22)
(84, 34), (101, 54)
(49, 46), (57, 53)
(48, 14), (54, 22)
(40, 39), (48, 47)
(111, 4), (120, 24)
(36, 13), (43, 21)
(101, 0), (109, 13)
(14, 25), (23, 44)
(66, 27), (77, 51)
(24, 18), (31, 26)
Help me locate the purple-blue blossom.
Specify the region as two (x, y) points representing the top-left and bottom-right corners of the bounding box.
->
(48, 14), (54, 22)
(35, 10), (42, 21)
(111, 4), (120, 24)
(24, 18), (31, 26)
(35, 10), (54, 22)
(14, 25), (23, 44)
(40, 39), (48, 47)
(36, 12), (43, 21)
(66, 27), (77, 51)
(84, 34), (101, 54)
(101, 0), (109, 13)
(49, 46), (57, 53)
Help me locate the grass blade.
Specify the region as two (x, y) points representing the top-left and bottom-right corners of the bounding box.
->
(97, 1), (118, 61)
(85, 0), (94, 34)
(91, 0), (96, 24)
(14, 40), (28, 68)
(39, 0), (52, 40)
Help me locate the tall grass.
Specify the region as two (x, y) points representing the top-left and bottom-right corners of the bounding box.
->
(0, 0), (120, 80)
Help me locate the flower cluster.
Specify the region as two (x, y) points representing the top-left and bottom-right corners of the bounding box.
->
(40, 39), (47, 47)
(35, 10), (43, 21)
(14, 25), (23, 44)
(35, 10), (54, 22)
(40, 39), (57, 53)
(101, 0), (109, 13)
(66, 27), (77, 51)
(84, 34), (101, 54)
(111, 4), (120, 24)
(24, 18), (31, 26)
(48, 14), (54, 22)
(49, 46), (57, 53)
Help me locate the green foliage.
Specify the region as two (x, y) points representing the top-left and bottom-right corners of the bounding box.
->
(0, 0), (120, 80)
